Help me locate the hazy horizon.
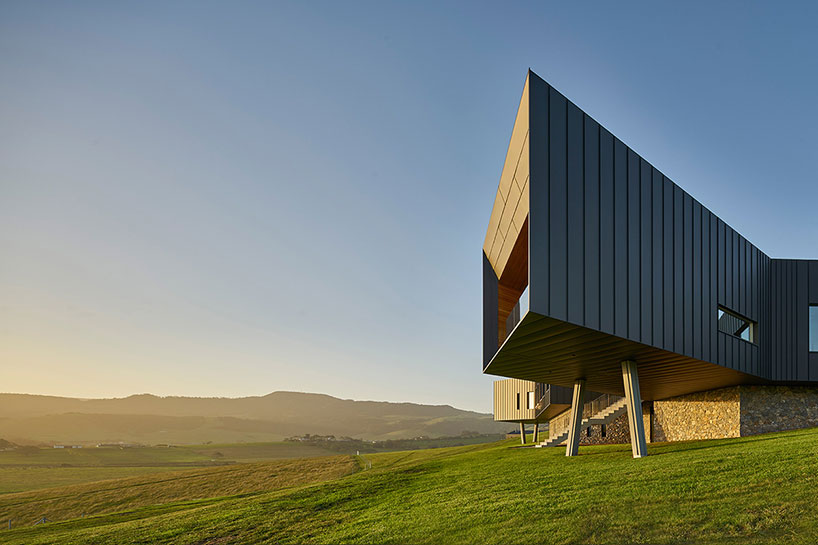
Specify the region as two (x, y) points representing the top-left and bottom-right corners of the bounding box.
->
(3, 2), (817, 413)
(0, 389), (490, 411)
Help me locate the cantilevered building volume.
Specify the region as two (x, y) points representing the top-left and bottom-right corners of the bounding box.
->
(483, 70), (818, 458)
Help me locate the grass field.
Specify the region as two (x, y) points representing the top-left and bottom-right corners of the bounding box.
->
(0, 442), (346, 493)
(0, 437), (503, 494)
(0, 456), (359, 525)
(4, 428), (818, 544)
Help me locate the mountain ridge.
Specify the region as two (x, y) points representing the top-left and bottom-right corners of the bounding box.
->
(0, 391), (507, 445)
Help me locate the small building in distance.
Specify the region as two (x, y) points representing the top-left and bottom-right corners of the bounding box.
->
(493, 379), (564, 444)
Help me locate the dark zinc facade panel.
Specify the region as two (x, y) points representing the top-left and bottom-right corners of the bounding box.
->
(640, 160), (652, 345)
(701, 208), (711, 363)
(613, 139), (628, 339)
(482, 253), (498, 368)
(584, 116), (600, 330)
(811, 261), (818, 302)
(549, 88), (567, 322)
(798, 261), (808, 381)
(566, 102), (584, 325)
(709, 213), (718, 364)
(683, 194), (693, 358)
(693, 201), (702, 360)
(598, 128), (615, 335)
(651, 169), (663, 348)
(662, 177), (674, 351)
(527, 76), (549, 315)
(766, 260), (816, 382)
(627, 150), (640, 341)
(673, 186), (684, 355)
(521, 72), (817, 383)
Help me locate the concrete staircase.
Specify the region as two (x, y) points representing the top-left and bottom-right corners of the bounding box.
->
(534, 397), (628, 448)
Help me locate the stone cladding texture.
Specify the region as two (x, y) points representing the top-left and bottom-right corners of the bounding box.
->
(544, 386), (818, 446)
(740, 386), (818, 436)
(652, 387), (741, 442)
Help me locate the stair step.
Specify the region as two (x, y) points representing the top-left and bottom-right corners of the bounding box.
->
(535, 398), (630, 447)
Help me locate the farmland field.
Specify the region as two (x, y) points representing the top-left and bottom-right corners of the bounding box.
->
(3, 427), (818, 543)
(0, 442), (344, 494)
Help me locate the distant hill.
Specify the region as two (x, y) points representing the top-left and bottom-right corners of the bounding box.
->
(0, 392), (509, 445)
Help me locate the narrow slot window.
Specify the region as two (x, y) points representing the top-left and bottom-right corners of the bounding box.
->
(717, 306), (757, 344)
(810, 306), (818, 352)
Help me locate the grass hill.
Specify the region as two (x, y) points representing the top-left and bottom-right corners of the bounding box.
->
(0, 455), (358, 525)
(4, 427), (818, 544)
(0, 391), (508, 445)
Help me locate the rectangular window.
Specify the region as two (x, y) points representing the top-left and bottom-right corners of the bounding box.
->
(516, 393), (520, 410)
(810, 306), (818, 352)
(527, 391), (535, 410)
(717, 306), (756, 344)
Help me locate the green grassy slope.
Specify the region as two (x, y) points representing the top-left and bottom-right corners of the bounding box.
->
(5, 428), (818, 544)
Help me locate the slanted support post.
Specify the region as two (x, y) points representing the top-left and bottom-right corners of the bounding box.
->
(565, 379), (586, 457)
(519, 422), (526, 445)
(533, 423), (539, 443)
(621, 360), (647, 458)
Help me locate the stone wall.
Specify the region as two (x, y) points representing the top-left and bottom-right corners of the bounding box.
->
(548, 409), (576, 441)
(548, 402), (652, 445)
(545, 385), (818, 445)
(579, 412), (630, 445)
(740, 386), (818, 436)
(652, 386), (740, 441)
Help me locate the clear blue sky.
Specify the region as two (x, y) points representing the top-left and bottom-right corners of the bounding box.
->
(2, 1), (816, 412)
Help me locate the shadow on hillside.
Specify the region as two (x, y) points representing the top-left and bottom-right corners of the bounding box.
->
(563, 432), (801, 458)
(508, 428), (814, 457)
(644, 433), (791, 456)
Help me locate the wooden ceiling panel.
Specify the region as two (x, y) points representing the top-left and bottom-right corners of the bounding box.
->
(484, 312), (763, 401)
(484, 75), (530, 280)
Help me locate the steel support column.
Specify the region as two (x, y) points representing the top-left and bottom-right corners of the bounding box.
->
(621, 360), (648, 458)
(565, 379), (586, 457)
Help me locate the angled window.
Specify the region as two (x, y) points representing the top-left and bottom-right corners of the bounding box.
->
(503, 285), (530, 342)
(810, 306), (818, 352)
(717, 306), (756, 344)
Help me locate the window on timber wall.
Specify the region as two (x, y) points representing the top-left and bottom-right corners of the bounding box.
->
(717, 306), (757, 344)
(527, 391), (535, 410)
(516, 393), (520, 410)
(810, 306), (818, 352)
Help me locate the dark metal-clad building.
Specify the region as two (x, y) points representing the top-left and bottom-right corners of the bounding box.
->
(484, 71), (818, 457)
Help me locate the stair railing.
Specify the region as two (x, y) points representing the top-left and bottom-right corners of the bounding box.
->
(586, 393), (624, 418)
(533, 383), (551, 418)
(544, 392), (624, 441)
